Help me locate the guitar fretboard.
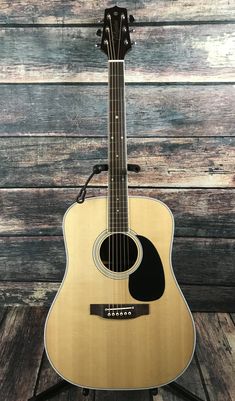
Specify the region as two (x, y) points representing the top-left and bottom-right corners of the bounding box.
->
(108, 61), (128, 232)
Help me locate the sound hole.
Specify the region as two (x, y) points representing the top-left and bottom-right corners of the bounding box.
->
(100, 233), (138, 272)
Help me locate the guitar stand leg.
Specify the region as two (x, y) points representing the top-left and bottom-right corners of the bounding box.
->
(28, 380), (90, 401)
(29, 381), (203, 401)
(166, 382), (204, 401)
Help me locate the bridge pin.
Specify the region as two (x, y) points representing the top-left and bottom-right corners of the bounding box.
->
(120, 312), (123, 316)
(124, 312), (127, 315)
(107, 313), (111, 317)
(128, 311), (131, 315)
(112, 312), (115, 316)
(116, 312), (119, 316)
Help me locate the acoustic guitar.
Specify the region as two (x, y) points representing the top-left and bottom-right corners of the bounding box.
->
(45, 5), (196, 390)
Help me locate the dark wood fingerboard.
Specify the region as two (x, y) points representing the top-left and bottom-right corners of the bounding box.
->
(108, 61), (128, 232)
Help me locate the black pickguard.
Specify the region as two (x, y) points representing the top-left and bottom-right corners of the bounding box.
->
(129, 235), (165, 302)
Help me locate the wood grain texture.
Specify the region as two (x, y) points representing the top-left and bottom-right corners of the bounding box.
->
(35, 351), (94, 401)
(230, 313), (235, 325)
(0, 282), (234, 311)
(1, 308), (234, 400)
(0, 84), (235, 137)
(0, 0), (235, 24)
(0, 236), (234, 286)
(0, 188), (234, 237)
(168, 356), (206, 401)
(95, 390), (151, 401)
(194, 313), (235, 401)
(0, 25), (235, 83)
(0, 307), (47, 401)
(44, 197), (195, 389)
(0, 137), (234, 187)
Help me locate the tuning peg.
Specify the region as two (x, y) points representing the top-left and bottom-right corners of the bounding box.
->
(95, 43), (101, 48)
(131, 41), (137, 46)
(98, 19), (104, 23)
(130, 29), (136, 33)
(96, 29), (102, 37)
(129, 15), (135, 23)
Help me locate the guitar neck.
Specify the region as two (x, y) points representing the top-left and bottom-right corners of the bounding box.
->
(108, 60), (128, 233)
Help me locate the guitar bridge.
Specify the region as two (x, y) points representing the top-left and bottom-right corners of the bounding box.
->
(90, 304), (149, 319)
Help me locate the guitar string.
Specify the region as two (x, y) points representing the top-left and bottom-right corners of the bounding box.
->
(117, 17), (126, 296)
(118, 16), (127, 293)
(117, 17), (125, 286)
(107, 37), (111, 313)
(122, 61), (127, 277)
(108, 22), (116, 311)
(107, 30), (115, 312)
(119, 60), (126, 306)
(107, 14), (130, 313)
(118, 60), (122, 311)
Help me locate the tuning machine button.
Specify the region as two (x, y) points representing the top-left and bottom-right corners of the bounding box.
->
(95, 43), (101, 48)
(129, 15), (135, 23)
(96, 29), (102, 37)
(131, 41), (137, 46)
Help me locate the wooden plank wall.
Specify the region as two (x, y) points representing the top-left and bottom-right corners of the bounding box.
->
(0, 1), (234, 310)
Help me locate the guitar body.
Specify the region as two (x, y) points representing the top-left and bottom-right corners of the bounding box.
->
(45, 196), (195, 390)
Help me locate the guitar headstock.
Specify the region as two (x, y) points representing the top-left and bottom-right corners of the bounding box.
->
(97, 6), (133, 60)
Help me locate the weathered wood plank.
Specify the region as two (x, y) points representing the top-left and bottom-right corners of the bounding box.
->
(0, 26), (235, 83)
(0, 188), (234, 237)
(0, 282), (234, 311)
(0, 306), (6, 326)
(230, 313), (235, 325)
(0, 307), (47, 401)
(153, 356), (206, 400)
(35, 351), (94, 401)
(1, 0), (235, 24)
(1, 84), (235, 137)
(0, 236), (234, 286)
(0, 137), (234, 187)
(95, 390), (150, 401)
(194, 313), (235, 401)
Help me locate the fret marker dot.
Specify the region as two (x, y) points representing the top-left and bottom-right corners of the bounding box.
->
(111, 136), (114, 140)
(117, 210), (119, 212)
(116, 154), (119, 157)
(115, 115), (119, 119)
(121, 136), (123, 139)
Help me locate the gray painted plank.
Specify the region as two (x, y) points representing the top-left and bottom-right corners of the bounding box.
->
(0, 307), (47, 401)
(0, 84), (235, 137)
(0, 137), (234, 187)
(0, 236), (234, 286)
(0, 0), (234, 24)
(194, 313), (235, 400)
(0, 188), (234, 237)
(0, 26), (235, 83)
(0, 282), (234, 311)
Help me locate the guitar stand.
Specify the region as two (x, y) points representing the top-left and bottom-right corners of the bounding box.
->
(76, 163), (141, 203)
(30, 164), (203, 401)
(28, 379), (204, 401)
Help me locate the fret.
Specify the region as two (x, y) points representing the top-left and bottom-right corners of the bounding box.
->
(108, 60), (128, 232)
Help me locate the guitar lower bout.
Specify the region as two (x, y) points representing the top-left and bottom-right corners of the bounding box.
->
(45, 196), (196, 390)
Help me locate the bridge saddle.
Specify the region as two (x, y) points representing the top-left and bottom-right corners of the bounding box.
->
(90, 304), (149, 319)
